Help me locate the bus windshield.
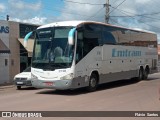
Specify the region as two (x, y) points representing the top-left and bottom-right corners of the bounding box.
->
(32, 27), (75, 70)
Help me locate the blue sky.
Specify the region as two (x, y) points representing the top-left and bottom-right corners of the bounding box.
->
(0, 0), (65, 23)
(0, 0), (160, 42)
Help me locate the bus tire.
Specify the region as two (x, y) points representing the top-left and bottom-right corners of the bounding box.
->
(87, 74), (98, 92)
(143, 68), (149, 80)
(17, 86), (21, 90)
(138, 68), (143, 81)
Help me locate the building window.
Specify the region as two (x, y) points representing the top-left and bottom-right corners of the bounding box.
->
(11, 59), (14, 66)
(5, 59), (8, 66)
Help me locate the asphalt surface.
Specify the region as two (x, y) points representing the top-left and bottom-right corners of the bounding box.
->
(0, 73), (160, 120)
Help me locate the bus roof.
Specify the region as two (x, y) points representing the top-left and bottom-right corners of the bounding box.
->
(38, 21), (85, 29)
(37, 20), (155, 34)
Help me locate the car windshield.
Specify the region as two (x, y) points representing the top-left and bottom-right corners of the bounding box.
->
(32, 27), (75, 70)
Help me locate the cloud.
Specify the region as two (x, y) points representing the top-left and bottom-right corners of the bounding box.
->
(51, 0), (160, 42)
(6, 0), (46, 25)
(12, 16), (47, 25)
(0, 4), (6, 12)
(22, 17), (47, 25)
(8, 0), (42, 11)
(7, 0), (42, 20)
(4, 0), (160, 42)
(57, 0), (106, 22)
(28, 2), (42, 11)
(135, 0), (151, 4)
(108, 0), (160, 42)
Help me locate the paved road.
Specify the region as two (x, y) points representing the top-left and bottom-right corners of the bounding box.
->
(0, 73), (160, 120)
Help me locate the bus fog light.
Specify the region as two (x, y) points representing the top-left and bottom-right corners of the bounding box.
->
(60, 73), (73, 80)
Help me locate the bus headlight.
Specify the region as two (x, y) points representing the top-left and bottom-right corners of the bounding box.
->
(60, 73), (73, 80)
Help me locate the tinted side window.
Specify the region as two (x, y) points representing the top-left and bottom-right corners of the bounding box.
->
(102, 26), (116, 44)
(76, 24), (102, 64)
(84, 24), (102, 46)
(103, 31), (116, 44)
(118, 28), (131, 43)
(76, 31), (84, 63)
(129, 30), (157, 47)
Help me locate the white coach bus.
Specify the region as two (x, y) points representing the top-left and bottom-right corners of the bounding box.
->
(29, 21), (158, 91)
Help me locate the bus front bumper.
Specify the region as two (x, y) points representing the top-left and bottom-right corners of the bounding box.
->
(31, 79), (73, 90)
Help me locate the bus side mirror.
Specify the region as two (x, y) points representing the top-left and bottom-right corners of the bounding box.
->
(24, 31), (33, 47)
(68, 28), (76, 45)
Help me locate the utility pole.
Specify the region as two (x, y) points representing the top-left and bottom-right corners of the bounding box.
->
(105, 0), (110, 23)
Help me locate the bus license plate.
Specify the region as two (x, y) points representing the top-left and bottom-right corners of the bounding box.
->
(44, 82), (53, 86)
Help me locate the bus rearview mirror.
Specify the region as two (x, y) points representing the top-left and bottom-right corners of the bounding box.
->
(24, 31), (33, 47)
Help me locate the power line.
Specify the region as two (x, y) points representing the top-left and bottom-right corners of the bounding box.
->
(44, 7), (89, 17)
(110, 11), (160, 17)
(111, 0), (123, 7)
(7, 1), (104, 21)
(110, 12), (160, 21)
(110, 6), (160, 30)
(10, 1), (101, 20)
(110, 6), (160, 21)
(86, 6), (105, 20)
(109, 17), (124, 26)
(108, 0), (127, 15)
(62, 0), (105, 5)
(105, 0), (126, 23)
(45, 2), (160, 22)
(41, 4), (105, 21)
(8, 0), (160, 31)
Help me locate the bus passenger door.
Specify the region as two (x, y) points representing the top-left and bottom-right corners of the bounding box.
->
(75, 31), (85, 77)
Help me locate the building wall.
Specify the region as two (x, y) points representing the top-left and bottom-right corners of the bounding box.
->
(0, 20), (38, 84)
(0, 20), (10, 84)
(0, 54), (9, 84)
(9, 21), (20, 82)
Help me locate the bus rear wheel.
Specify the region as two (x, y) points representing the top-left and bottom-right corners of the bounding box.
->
(143, 68), (149, 80)
(87, 74), (98, 92)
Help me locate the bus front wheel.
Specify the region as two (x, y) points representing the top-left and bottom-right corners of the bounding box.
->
(138, 68), (143, 80)
(87, 74), (98, 92)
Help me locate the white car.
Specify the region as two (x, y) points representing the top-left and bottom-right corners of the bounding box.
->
(14, 67), (32, 90)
